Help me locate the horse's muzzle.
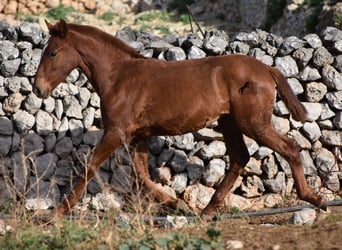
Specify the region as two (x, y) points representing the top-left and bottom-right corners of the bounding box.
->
(33, 85), (50, 99)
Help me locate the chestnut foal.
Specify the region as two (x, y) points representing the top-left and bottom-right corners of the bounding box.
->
(33, 20), (325, 216)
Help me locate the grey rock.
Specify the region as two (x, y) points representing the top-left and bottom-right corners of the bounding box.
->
(274, 56), (298, 77)
(63, 95), (83, 119)
(111, 165), (132, 193)
(69, 119), (84, 145)
(186, 156), (204, 184)
(149, 136), (166, 155)
(289, 208), (316, 225)
(333, 112), (342, 129)
(322, 65), (342, 90)
(229, 41), (250, 55)
(187, 46), (206, 59)
(1, 58), (21, 77)
(303, 33), (322, 49)
(23, 93), (42, 114)
(326, 91), (342, 110)
(274, 100), (289, 116)
(302, 122), (321, 142)
(279, 36), (305, 55)
(0, 40), (19, 61)
(42, 97), (55, 113)
(0, 135), (12, 155)
(19, 22), (43, 45)
(11, 132), (20, 152)
(0, 116), (13, 135)
(245, 158), (262, 175)
(300, 150), (317, 176)
(87, 169), (111, 194)
(320, 26), (342, 46)
(35, 110), (53, 136)
(153, 166), (172, 185)
(82, 107), (95, 129)
(319, 103), (335, 120)
(274, 152), (292, 177)
(198, 141), (226, 160)
(54, 99), (63, 119)
(171, 173), (188, 193)
(255, 146), (273, 159)
(287, 78), (304, 95)
(54, 137), (73, 158)
(264, 171), (286, 193)
(169, 149), (188, 173)
(165, 47), (186, 61)
(315, 148), (336, 175)
(262, 154), (278, 179)
(334, 40), (342, 53)
(27, 177), (60, 205)
(312, 47), (334, 67)
(83, 127), (104, 146)
(158, 148), (175, 166)
(302, 102), (322, 121)
(13, 110), (35, 133)
(56, 117), (68, 140)
(271, 115), (290, 135)
(292, 47), (313, 68)
(90, 92), (101, 108)
(23, 133), (44, 155)
(241, 175), (265, 197)
(171, 133), (194, 151)
(203, 30), (229, 55)
(305, 81), (327, 102)
(235, 31), (259, 46)
(34, 153), (58, 180)
(203, 158), (226, 187)
(334, 55), (342, 72)
(193, 128), (223, 141)
(288, 130), (311, 150)
(244, 136), (259, 156)
(55, 159), (73, 186)
(45, 133), (57, 152)
(11, 152), (30, 193)
(321, 130), (342, 146)
(299, 66), (321, 81)
(51, 83), (72, 98)
(78, 87), (91, 108)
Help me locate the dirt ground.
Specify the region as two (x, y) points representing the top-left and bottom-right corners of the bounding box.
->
(183, 205), (342, 250)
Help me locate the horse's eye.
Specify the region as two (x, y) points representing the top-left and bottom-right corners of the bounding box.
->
(50, 52), (57, 58)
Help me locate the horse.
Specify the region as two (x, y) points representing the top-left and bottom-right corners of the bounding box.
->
(33, 19), (325, 216)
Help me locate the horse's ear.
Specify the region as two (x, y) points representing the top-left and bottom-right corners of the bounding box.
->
(46, 19), (68, 38)
(57, 19), (68, 38)
(45, 19), (54, 31)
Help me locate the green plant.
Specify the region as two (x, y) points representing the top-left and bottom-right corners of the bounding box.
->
(46, 5), (75, 21)
(335, 14), (342, 29)
(100, 11), (118, 22)
(134, 10), (170, 25)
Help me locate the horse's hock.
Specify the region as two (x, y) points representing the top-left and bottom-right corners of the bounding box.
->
(0, 20), (341, 212)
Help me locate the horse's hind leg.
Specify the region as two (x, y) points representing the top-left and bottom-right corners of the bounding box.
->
(202, 115), (250, 215)
(131, 138), (187, 211)
(253, 126), (324, 208)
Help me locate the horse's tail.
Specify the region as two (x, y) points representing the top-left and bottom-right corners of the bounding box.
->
(270, 67), (307, 122)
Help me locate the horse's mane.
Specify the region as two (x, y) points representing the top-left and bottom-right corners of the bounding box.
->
(68, 23), (145, 59)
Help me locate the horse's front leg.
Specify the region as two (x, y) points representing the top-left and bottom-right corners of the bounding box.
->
(131, 139), (189, 211)
(56, 131), (121, 215)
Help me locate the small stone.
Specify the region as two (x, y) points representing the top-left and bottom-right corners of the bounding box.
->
(289, 208), (316, 225)
(226, 240), (244, 249)
(169, 149), (188, 173)
(274, 56), (298, 77)
(203, 158), (226, 187)
(198, 141), (226, 160)
(171, 172), (188, 193)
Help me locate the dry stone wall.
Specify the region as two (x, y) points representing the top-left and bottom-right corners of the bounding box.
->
(0, 20), (341, 212)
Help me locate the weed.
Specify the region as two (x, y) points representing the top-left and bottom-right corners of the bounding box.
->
(100, 11), (118, 22)
(46, 5), (75, 21)
(134, 10), (170, 25)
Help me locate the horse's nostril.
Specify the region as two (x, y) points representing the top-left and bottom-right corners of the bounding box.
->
(33, 87), (41, 97)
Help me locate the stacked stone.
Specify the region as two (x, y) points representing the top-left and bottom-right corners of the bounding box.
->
(0, 21), (341, 212)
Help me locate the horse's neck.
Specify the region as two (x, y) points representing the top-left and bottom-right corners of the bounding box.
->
(71, 29), (142, 95)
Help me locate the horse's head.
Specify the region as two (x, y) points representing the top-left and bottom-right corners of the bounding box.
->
(34, 20), (79, 99)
